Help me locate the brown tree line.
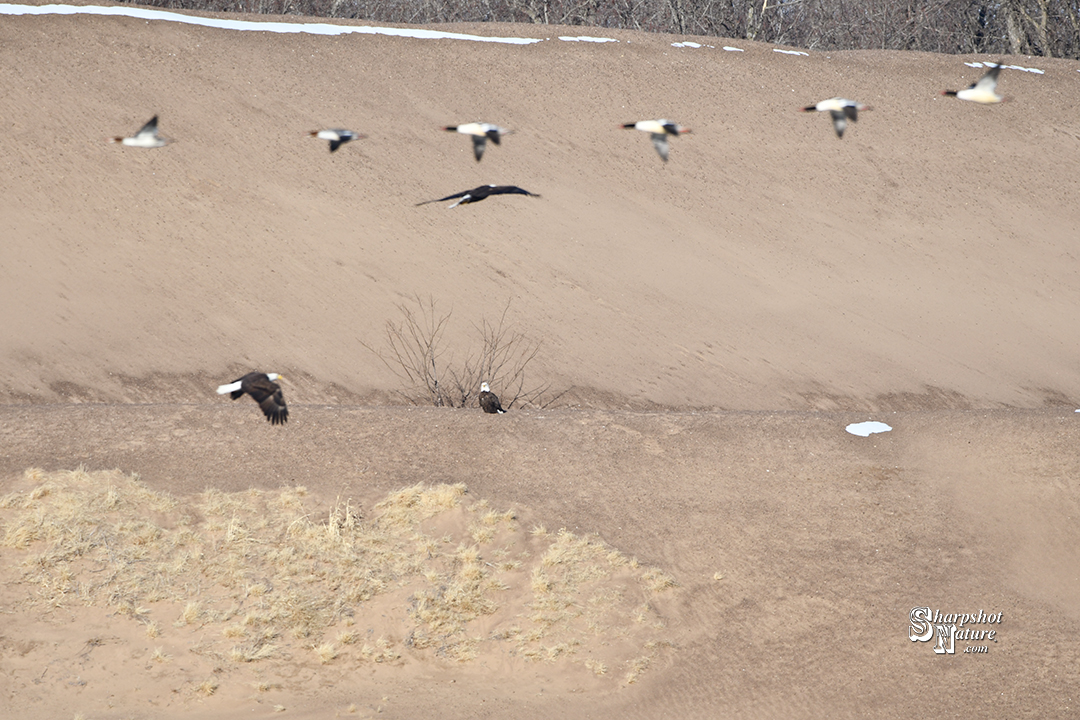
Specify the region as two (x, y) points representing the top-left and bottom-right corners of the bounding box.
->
(131, 0), (1079, 58)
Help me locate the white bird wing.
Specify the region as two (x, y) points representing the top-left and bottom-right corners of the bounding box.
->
(650, 132), (670, 161)
(135, 116), (160, 140)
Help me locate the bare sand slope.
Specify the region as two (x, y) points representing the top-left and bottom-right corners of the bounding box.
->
(2, 404), (1080, 719)
(1, 7), (1079, 410)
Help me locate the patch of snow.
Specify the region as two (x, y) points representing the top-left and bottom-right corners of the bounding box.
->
(774, 49), (809, 56)
(671, 41), (701, 48)
(968, 60), (1043, 74)
(723, 46), (744, 52)
(559, 35), (619, 43)
(1003, 64), (1043, 74)
(845, 421), (893, 437)
(0, 4), (546, 44)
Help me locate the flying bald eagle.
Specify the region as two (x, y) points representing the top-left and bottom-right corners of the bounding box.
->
(216, 372), (288, 424)
(479, 382), (506, 414)
(416, 184), (540, 209)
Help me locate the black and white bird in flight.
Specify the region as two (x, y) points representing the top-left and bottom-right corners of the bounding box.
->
(942, 62), (1005, 104)
(621, 119), (691, 161)
(110, 115), (171, 147)
(800, 98), (871, 138)
(443, 123), (511, 161)
(309, 129), (365, 152)
(217, 372), (288, 425)
(416, 184), (539, 209)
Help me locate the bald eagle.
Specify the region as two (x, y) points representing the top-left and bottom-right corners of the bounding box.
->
(416, 184), (539, 209)
(479, 382), (506, 414)
(217, 372), (288, 424)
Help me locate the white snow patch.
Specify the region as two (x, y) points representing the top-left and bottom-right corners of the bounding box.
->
(845, 421), (893, 437)
(0, 4), (546, 44)
(671, 41), (701, 48)
(723, 46), (744, 52)
(968, 60), (1044, 74)
(774, 48), (809, 56)
(559, 35), (619, 43)
(1003, 64), (1043, 74)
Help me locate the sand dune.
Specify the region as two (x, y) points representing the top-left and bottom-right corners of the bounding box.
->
(2, 4), (1080, 719)
(2, 4), (1079, 409)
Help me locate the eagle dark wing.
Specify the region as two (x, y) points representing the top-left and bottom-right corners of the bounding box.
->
(256, 391), (288, 425)
(416, 189), (471, 206)
(488, 185), (539, 198)
(485, 128), (502, 145)
(239, 373), (288, 424)
(649, 133), (670, 161)
(329, 139), (342, 152)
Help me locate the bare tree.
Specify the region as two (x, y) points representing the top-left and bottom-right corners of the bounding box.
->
(126, 0), (1078, 58)
(364, 296), (564, 410)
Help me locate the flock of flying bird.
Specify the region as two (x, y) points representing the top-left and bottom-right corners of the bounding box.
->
(111, 60), (1007, 424)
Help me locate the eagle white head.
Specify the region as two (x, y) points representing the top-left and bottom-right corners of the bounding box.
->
(480, 382), (491, 393)
(268, 373), (282, 381)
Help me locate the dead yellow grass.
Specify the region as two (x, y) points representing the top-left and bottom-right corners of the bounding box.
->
(1, 468), (677, 689)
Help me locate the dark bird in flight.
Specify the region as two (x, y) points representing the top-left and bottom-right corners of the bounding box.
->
(443, 122), (511, 161)
(942, 62), (1005, 104)
(110, 115), (170, 147)
(309, 128), (365, 152)
(800, 98), (871, 138)
(621, 119), (691, 161)
(416, 184), (540, 209)
(479, 382), (506, 414)
(217, 372), (288, 425)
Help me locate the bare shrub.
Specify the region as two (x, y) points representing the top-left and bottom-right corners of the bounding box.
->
(364, 295), (563, 410)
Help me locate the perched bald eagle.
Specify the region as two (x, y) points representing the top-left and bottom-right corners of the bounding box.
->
(479, 382), (506, 414)
(216, 372), (288, 424)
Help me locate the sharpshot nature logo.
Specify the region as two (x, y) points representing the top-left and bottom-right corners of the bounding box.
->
(909, 607), (1003, 655)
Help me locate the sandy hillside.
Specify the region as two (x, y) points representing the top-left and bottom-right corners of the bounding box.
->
(1, 4), (1079, 409)
(1, 3), (1080, 720)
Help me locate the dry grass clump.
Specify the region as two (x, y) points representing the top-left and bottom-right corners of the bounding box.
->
(1, 468), (677, 687)
(515, 528), (676, 674)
